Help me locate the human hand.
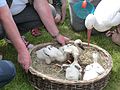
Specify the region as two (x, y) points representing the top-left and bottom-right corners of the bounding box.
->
(55, 14), (61, 23)
(56, 34), (70, 45)
(18, 49), (32, 73)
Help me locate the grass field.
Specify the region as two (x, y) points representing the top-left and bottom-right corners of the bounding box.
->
(0, 8), (120, 90)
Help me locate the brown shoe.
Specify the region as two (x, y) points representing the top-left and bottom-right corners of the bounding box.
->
(31, 28), (42, 37)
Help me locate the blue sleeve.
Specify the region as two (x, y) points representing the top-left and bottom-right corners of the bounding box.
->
(0, 0), (7, 7)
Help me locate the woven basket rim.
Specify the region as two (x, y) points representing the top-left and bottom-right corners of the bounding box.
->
(29, 42), (113, 84)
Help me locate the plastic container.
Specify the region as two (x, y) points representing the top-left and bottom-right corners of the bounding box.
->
(73, 1), (95, 19)
(68, 0), (97, 32)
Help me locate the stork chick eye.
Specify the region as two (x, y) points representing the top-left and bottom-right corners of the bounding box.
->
(43, 50), (50, 57)
(48, 47), (51, 50)
(75, 65), (81, 70)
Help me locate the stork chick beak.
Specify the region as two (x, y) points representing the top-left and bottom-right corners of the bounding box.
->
(87, 29), (92, 46)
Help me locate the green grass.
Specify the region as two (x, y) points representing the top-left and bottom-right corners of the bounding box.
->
(0, 9), (120, 90)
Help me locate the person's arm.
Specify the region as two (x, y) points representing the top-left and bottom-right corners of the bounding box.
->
(0, 5), (31, 72)
(33, 0), (69, 45)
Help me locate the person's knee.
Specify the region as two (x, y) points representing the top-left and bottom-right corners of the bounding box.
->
(0, 60), (16, 87)
(0, 60), (16, 81)
(4, 60), (16, 79)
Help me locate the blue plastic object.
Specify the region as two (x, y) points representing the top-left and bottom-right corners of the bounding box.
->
(73, 0), (95, 19)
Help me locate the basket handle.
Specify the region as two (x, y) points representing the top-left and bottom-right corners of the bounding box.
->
(81, 0), (87, 8)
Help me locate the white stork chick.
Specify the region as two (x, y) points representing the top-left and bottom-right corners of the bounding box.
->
(92, 52), (105, 74)
(59, 46), (68, 61)
(83, 52), (105, 80)
(69, 39), (85, 62)
(83, 64), (99, 80)
(44, 45), (66, 63)
(74, 39), (85, 50)
(64, 61), (82, 81)
(60, 44), (80, 62)
(36, 47), (51, 64)
(36, 45), (66, 64)
(69, 39), (85, 54)
(74, 39), (85, 55)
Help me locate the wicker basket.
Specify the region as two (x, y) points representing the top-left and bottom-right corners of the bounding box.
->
(28, 42), (113, 90)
